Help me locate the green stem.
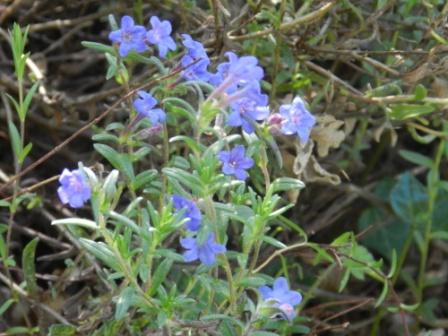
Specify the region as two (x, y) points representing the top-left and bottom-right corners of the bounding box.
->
(416, 140), (445, 302)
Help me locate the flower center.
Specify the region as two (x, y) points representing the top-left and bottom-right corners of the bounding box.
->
(122, 32), (132, 42)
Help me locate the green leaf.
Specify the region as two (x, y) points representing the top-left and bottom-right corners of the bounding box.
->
(48, 324), (77, 336)
(390, 172), (428, 225)
(52, 218), (98, 230)
(375, 281), (388, 308)
(20, 80), (40, 122)
(414, 84), (427, 100)
(163, 167), (203, 195)
(132, 170), (158, 190)
(81, 41), (116, 54)
(399, 150), (433, 168)
(388, 104), (435, 120)
(94, 144), (135, 180)
(105, 53), (117, 80)
(238, 276), (267, 287)
(115, 287), (137, 320)
(18, 142), (32, 165)
(125, 53), (167, 74)
(108, 211), (140, 234)
(22, 238), (39, 296)
(269, 177), (305, 194)
(6, 326), (39, 335)
(79, 238), (121, 272)
(8, 121), (22, 162)
(261, 235), (287, 249)
(387, 249), (398, 278)
(431, 231), (448, 240)
(251, 332), (279, 336)
(358, 207), (410, 260)
(0, 298), (15, 316)
(169, 135), (204, 155)
(358, 178), (411, 260)
(149, 258), (173, 295)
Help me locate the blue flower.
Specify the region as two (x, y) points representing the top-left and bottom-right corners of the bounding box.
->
(57, 168), (91, 208)
(218, 145), (254, 180)
(180, 233), (226, 266)
(133, 91), (166, 126)
(146, 16), (176, 58)
(210, 52), (264, 92)
(259, 277), (302, 321)
(180, 34), (211, 81)
(172, 195), (202, 231)
(108, 16), (147, 57)
(226, 81), (270, 133)
(279, 96), (316, 143)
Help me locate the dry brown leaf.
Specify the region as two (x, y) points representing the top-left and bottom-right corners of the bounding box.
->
(292, 140), (314, 176)
(311, 114), (345, 157)
(303, 156), (341, 185)
(373, 120), (397, 146)
(292, 140), (341, 186)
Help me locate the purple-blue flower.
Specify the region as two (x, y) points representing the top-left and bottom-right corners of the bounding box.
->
(133, 91), (166, 126)
(279, 96), (316, 143)
(146, 16), (176, 58)
(210, 52), (264, 92)
(180, 233), (226, 266)
(172, 195), (202, 231)
(226, 81), (270, 133)
(180, 34), (211, 81)
(108, 16), (147, 57)
(259, 277), (302, 321)
(218, 145), (254, 180)
(57, 168), (91, 208)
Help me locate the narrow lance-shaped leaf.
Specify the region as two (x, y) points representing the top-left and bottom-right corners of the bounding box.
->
(22, 238), (39, 296)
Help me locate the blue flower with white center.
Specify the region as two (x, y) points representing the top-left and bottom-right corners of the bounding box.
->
(172, 195), (202, 231)
(218, 145), (254, 180)
(180, 34), (211, 81)
(108, 16), (147, 57)
(57, 168), (91, 208)
(259, 277), (302, 321)
(146, 16), (176, 58)
(226, 81), (270, 133)
(180, 233), (226, 266)
(133, 91), (166, 126)
(279, 96), (316, 143)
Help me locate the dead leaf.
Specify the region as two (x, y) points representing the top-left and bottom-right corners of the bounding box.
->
(373, 120), (398, 146)
(292, 140), (341, 185)
(292, 140), (314, 176)
(303, 155), (341, 185)
(311, 114), (345, 157)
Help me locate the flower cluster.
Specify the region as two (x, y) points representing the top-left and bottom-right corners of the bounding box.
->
(172, 195), (226, 266)
(109, 15), (316, 142)
(56, 13), (310, 331)
(109, 15), (176, 58)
